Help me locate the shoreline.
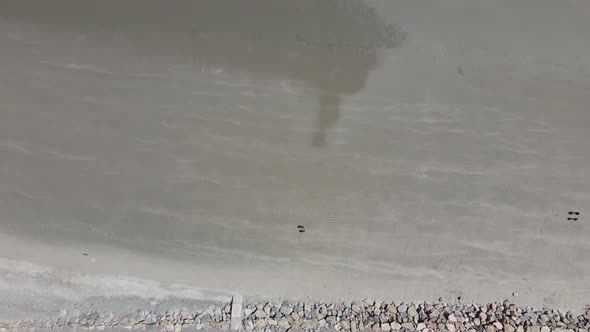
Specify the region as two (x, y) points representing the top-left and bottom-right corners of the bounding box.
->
(2, 0), (590, 328)
(1, 232), (588, 319)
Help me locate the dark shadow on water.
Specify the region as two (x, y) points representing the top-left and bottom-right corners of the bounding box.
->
(312, 94), (341, 147)
(1, 0), (406, 147)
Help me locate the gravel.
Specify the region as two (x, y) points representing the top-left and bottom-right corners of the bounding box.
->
(1, 299), (589, 331)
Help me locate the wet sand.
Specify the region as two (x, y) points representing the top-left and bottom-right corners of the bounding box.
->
(1, 0), (590, 319)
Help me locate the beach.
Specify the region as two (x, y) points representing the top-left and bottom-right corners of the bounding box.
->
(1, 0), (590, 325)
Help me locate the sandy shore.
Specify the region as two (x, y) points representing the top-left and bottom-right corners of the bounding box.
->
(1, 0), (590, 322)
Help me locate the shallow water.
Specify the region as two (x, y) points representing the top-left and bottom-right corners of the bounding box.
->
(1, 0), (590, 313)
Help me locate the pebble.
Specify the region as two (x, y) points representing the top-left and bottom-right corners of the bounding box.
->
(280, 305), (293, 316)
(402, 322), (415, 329)
(255, 310), (266, 319)
(480, 312), (488, 322)
(391, 322), (402, 331)
(352, 302), (363, 313)
(430, 309), (441, 319)
(340, 320), (351, 330)
(408, 306), (419, 322)
(278, 317), (290, 328)
(255, 319), (266, 329)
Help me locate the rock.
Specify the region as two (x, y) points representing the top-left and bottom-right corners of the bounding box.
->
(278, 317), (290, 328)
(255, 309), (266, 319)
(180, 309), (192, 321)
(214, 308), (223, 321)
(3, 300), (590, 332)
(399, 312), (409, 321)
(430, 309), (441, 319)
(340, 320), (351, 330)
(200, 314), (211, 323)
(402, 322), (416, 330)
(480, 312), (488, 322)
(280, 305), (293, 316)
(408, 307), (419, 322)
(474, 318), (481, 326)
(352, 302), (363, 313)
(255, 319), (266, 329)
(305, 319), (319, 329)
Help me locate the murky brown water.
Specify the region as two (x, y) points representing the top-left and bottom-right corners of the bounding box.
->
(1, 0), (590, 311)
